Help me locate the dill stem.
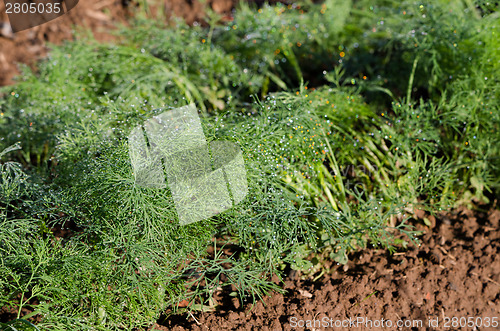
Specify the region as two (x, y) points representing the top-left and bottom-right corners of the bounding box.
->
(407, 55), (420, 106)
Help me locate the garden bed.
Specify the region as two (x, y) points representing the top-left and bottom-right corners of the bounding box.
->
(157, 207), (500, 330)
(0, 0), (239, 86)
(0, 0), (498, 329)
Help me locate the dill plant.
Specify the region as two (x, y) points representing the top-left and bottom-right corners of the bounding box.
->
(0, 0), (498, 328)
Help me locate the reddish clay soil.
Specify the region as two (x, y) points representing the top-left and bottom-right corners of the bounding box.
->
(155, 206), (500, 330)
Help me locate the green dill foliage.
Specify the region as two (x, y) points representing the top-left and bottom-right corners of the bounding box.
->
(0, 0), (498, 328)
(221, 97), (418, 268)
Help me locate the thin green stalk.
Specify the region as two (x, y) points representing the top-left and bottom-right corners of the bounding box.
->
(321, 130), (346, 210)
(407, 55), (420, 105)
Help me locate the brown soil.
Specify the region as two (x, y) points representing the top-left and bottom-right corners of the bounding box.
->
(0, 0), (125, 86)
(0, 0), (242, 86)
(155, 206), (500, 330)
